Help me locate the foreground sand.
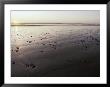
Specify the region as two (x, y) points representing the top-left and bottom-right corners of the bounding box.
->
(11, 26), (100, 77)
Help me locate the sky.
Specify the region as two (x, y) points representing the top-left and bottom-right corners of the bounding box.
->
(11, 10), (100, 24)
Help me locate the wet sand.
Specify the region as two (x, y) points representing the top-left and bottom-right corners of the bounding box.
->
(11, 25), (100, 77)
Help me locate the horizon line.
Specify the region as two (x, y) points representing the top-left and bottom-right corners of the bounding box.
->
(11, 23), (100, 26)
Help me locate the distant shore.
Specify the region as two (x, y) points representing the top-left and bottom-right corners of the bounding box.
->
(11, 23), (100, 26)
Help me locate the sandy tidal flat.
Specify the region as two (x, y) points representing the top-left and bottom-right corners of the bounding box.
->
(11, 25), (100, 77)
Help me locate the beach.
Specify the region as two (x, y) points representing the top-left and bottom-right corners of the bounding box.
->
(11, 25), (100, 77)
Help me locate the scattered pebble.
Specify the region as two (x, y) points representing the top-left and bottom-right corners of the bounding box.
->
(16, 47), (19, 49)
(40, 50), (44, 53)
(12, 61), (15, 64)
(32, 65), (36, 68)
(15, 50), (19, 52)
(25, 63), (36, 69)
(29, 41), (32, 43)
(42, 43), (45, 45)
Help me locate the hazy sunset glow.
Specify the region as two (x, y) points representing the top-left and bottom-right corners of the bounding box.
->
(11, 10), (100, 24)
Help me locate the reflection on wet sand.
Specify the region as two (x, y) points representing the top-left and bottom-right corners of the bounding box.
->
(11, 25), (100, 77)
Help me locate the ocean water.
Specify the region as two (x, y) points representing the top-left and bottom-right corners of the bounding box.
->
(11, 25), (100, 77)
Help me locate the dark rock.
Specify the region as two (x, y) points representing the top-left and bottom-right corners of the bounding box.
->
(16, 47), (19, 49)
(29, 41), (32, 43)
(12, 61), (15, 64)
(15, 50), (19, 52)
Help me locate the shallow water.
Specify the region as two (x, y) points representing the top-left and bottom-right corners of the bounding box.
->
(11, 25), (100, 77)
